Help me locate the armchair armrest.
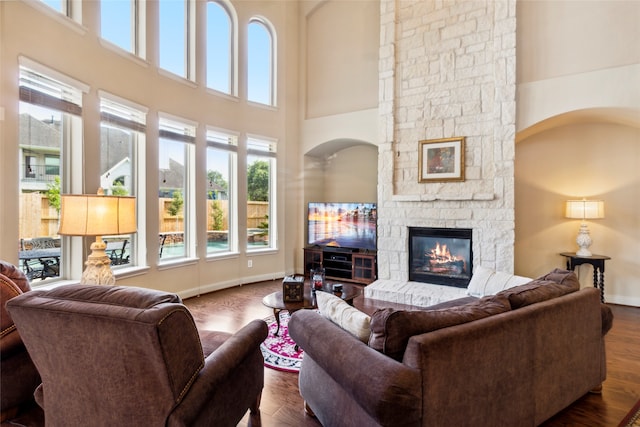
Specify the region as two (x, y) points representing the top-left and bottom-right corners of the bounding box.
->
(168, 319), (268, 426)
(289, 310), (421, 426)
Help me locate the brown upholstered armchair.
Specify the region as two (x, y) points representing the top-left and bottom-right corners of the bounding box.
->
(6, 284), (268, 426)
(0, 260), (41, 421)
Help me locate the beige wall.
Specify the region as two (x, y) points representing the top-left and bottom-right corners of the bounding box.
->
(517, 0), (640, 84)
(305, 0), (379, 119)
(515, 122), (640, 305)
(515, 0), (640, 306)
(0, 0), (301, 297)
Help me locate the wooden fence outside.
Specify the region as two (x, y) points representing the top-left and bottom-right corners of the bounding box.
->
(19, 194), (269, 240)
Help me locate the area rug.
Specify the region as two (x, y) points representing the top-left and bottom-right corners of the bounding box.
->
(260, 312), (304, 373)
(619, 399), (640, 427)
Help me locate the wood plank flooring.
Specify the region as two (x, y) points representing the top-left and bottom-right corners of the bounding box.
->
(183, 279), (640, 427)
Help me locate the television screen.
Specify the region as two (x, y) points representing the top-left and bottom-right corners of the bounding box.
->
(307, 202), (377, 251)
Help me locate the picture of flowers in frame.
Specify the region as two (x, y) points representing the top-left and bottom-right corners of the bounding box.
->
(418, 136), (465, 182)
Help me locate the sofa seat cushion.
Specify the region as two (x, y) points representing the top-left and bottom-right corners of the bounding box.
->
(315, 290), (371, 342)
(368, 294), (511, 361)
(497, 268), (580, 309)
(466, 265), (532, 297)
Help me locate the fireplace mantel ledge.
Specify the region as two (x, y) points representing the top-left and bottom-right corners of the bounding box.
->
(364, 279), (469, 308)
(391, 193), (495, 202)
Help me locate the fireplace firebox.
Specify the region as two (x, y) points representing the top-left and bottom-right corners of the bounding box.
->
(408, 227), (472, 288)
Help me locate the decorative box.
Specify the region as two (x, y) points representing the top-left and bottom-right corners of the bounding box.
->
(282, 275), (305, 302)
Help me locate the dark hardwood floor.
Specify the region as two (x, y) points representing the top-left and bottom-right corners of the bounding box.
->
(3, 279), (639, 426)
(184, 279), (640, 427)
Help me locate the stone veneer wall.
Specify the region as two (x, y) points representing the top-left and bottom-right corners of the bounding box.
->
(377, 0), (517, 283)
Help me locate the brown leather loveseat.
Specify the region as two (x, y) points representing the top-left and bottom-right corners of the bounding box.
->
(0, 260), (41, 421)
(290, 269), (613, 427)
(7, 283), (268, 426)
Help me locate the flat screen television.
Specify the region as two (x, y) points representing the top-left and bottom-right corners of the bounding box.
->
(307, 202), (377, 251)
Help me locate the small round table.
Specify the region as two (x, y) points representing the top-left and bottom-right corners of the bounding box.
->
(262, 282), (360, 336)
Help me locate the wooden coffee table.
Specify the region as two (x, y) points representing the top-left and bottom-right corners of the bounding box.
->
(262, 282), (360, 336)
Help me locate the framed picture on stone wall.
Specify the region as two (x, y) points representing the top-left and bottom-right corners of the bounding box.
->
(418, 137), (465, 182)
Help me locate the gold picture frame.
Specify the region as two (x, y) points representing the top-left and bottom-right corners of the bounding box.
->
(418, 137), (465, 182)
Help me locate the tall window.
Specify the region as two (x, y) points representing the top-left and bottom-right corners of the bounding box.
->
(246, 136), (276, 250)
(100, 95), (147, 268)
(101, 0), (144, 57)
(247, 19), (275, 105)
(206, 129), (237, 255)
(206, 1), (233, 94)
(159, 0), (187, 78)
(159, 117), (195, 261)
(18, 62), (85, 282)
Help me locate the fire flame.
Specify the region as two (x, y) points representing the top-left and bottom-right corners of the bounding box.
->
(428, 242), (461, 263)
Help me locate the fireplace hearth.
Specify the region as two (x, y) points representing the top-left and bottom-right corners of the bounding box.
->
(408, 227), (472, 288)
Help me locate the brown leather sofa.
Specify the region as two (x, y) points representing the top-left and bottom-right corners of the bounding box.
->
(0, 260), (41, 421)
(7, 283), (268, 426)
(289, 269), (613, 427)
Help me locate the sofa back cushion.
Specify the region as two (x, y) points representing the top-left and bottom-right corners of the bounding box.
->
(497, 268), (580, 309)
(368, 294), (511, 361)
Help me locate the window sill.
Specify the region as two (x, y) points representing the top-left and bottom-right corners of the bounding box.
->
(157, 257), (199, 271)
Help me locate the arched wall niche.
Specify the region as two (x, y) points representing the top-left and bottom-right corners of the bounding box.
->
(304, 138), (378, 205)
(514, 108), (640, 306)
(516, 107), (640, 143)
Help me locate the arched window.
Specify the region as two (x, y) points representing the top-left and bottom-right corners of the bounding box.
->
(206, 1), (236, 95)
(247, 18), (276, 106)
(159, 0), (188, 78)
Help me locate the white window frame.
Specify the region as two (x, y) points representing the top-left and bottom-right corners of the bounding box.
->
(99, 92), (148, 270)
(205, 128), (238, 256)
(158, 114), (197, 263)
(246, 135), (277, 252)
(206, 0), (238, 96)
(247, 17), (277, 106)
(18, 58), (89, 284)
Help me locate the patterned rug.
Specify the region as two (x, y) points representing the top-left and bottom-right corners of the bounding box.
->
(620, 399), (640, 427)
(260, 312), (304, 373)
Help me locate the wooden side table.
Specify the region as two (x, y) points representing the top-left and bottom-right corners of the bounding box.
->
(560, 252), (611, 303)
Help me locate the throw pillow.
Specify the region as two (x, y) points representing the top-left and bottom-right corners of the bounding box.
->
(466, 265), (532, 297)
(497, 268), (580, 309)
(368, 294), (511, 361)
(315, 290), (371, 343)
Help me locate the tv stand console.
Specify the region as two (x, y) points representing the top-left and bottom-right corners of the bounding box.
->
(303, 247), (377, 285)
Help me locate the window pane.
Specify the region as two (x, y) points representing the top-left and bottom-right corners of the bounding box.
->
(247, 21), (272, 105)
(246, 136), (275, 250)
(206, 1), (231, 93)
(19, 102), (63, 281)
(159, 118), (192, 260)
(101, 0), (133, 53)
(159, 0), (187, 77)
(39, 0), (64, 13)
(100, 99), (144, 268)
(206, 141), (234, 254)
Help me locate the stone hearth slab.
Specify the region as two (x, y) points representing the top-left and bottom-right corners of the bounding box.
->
(364, 279), (468, 307)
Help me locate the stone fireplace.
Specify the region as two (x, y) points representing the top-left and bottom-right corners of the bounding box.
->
(408, 227), (472, 288)
(374, 0), (517, 287)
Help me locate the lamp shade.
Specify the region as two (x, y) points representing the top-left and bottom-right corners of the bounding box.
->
(59, 194), (136, 236)
(565, 199), (605, 220)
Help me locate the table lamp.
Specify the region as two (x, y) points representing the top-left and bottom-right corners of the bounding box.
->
(58, 189), (136, 285)
(565, 199), (605, 257)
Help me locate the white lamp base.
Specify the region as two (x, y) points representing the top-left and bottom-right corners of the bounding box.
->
(575, 222), (593, 257)
(80, 237), (116, 285)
